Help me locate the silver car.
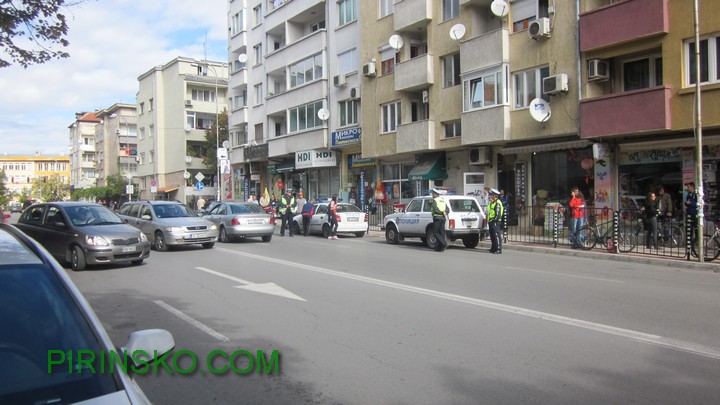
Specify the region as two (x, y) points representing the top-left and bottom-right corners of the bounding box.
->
(118, 201), (218, 251)
(205, 202), (275, 242)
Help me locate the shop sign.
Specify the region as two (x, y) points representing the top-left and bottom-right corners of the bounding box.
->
(250, 174), (260, 181)
(348, 154), (377, 168)
(331, 127), (362, 147)
(295, 150), (337, 169)
(620, 148), (682, 165)
(514, 161), (527, 207)
(246, 143), (269, 160)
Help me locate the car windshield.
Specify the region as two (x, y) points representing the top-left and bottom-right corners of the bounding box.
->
(230, 204), (265, 214)
(337, 204), (362, 213)
(0, 264), (119, 403)
(66, 206), (125, 226)
(154, 204), (197, 218)
(449, 199), (482, 213)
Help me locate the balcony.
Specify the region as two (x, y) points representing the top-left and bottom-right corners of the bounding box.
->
(580, 0), (668, 52)
(580, 86), (672, 139)
(231, 68), (247, 86)
(396, 120), (435, 153)
(79, 144), (95, 152)
(394, 0), (432, 32)
(229, 30), (246, 54)
(266, 80), (324, 115)
(460, 28), (508, 74)
(461, 106), (510, 145)
(264, 29), (324, 73)
(80, 161), (96, 169)
(268, 128), (325, 157)
(264, 0), (325, 34)
(229, 107), (248, 127)
(395, 54), (434, 92)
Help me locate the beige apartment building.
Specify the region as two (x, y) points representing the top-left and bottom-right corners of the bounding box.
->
(1, 154), (70, 197)
(94, 103), (138, 188)
(68, 112), (101, 190)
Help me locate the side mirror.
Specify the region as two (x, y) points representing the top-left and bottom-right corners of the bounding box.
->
(121, 329), (175, 368)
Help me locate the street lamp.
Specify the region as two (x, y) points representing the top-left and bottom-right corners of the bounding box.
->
(692, 0), (704, 262)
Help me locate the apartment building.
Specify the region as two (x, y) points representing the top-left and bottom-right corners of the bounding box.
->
(68, 112), (101, 189)
(0, 154), (70, 196)
(135, 57), (228, 204)
(228, 0), (361, 203)
(94, 103), (138, 187)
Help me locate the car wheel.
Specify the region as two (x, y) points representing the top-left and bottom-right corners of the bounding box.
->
(202, 242), (215, 249)
(154, 231), (168, 252)
(425, 228), (439, 250)
(293, 222), (301, 235)
(131, 259), (143, 266)
(462, 234), (480, 249)
(219, 227), (232, 243)
(355, 231), (365, 237)
(262, 235), (272, 242)
(420, 237), (427, 245)
(71, 246), (86, 271)
(322, 224), (331, 238)
(385, 225), (399, 245)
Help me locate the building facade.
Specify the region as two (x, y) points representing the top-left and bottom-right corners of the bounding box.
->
(94, 103), (138, 188)
(68, 112), (101, 189)
(1, 154), (70, 197)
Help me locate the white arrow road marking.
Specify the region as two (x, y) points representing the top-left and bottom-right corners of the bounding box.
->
(214, 247), (720, 361)
(195, 266), (306, 301)
(154, 300), (230, 342)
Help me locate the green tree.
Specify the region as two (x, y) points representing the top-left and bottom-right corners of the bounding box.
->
(0, 169), (9, 208)
(31, 174), (67, 201)
(203, 108), (229, 175)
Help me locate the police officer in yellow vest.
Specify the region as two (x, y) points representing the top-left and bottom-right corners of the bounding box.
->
(279, 188), (296, 237)
(488, 188), (504, 254)
(430, 188), (450, 252)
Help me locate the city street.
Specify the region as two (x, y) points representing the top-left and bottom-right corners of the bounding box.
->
(55, 222), (720, 404)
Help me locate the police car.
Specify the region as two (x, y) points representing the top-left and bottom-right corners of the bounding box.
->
(383, 195), (486, 250)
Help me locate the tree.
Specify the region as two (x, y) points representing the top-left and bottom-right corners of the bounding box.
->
(0, 0), (75, 68)
(31, 174), (67, 201)
(0, 169), (8, 208)
(202, 108), (229, 175)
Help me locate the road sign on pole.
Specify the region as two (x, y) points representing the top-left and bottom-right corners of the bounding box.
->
(196, 182), (205, 191)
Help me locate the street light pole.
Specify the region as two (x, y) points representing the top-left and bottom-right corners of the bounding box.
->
(693, 0), (704, 262)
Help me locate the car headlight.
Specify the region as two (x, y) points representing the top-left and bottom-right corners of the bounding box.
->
(139, 232), (148, 242)
(210, 224), (218, 230)
(85, 235), (109, 246)
(167, 226), (184, 233)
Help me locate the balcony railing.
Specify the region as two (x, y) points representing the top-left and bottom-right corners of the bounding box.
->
(396, 120), (435, 153)
(395, 54), (434, 92)
(394, 0), (432, 32)
(460, 28), (509, 75)
(580, 0), (668, 51)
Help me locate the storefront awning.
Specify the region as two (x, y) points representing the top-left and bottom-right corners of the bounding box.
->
(276, 160), (295, 173)
(157, 186), (179, 193)
(501, 139), (591, 154)
(408, 153), (447, 181)
(620, 135), (720, 153)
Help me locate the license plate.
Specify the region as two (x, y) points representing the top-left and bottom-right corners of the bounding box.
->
(248, 219), (264, 224)
(347, 217), (359, 222)
(122, 246), (137, 252)
(190, 233), (208, 238)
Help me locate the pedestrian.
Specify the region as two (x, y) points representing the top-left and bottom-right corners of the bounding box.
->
(685, 182), (698, 237)
(279, 189), (296, 237)
(295, 191), (307, 219)
(196, 196), (206, 211)
(327, 194), (339, 240)
(568, 186), (586, 248)
(430, 188), (449, 252)
(348, 187), (358, 206)
(301, 198), (315, 236)
(641, 191), (659, 249)
(488, 189), (504, 254)
(657, 186), (673, 240)
(480, 187), (491, 207)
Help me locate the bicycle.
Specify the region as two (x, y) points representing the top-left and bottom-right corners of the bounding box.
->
(615, 215), (684, 252)
(576, 214), (634, 252)
(690, 220), (720, 262)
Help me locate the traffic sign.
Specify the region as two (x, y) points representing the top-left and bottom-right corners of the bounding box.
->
(217, 148), (228, 160)
(196, 182), (205, 191)
(126, 185), (134, 194)
(195, 172), (205, 182)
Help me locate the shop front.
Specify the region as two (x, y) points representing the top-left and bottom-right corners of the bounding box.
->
(295, 149), (339, 202)
(331, 127), (367, 206)
(348, 154), (377, 210)
(380, 152), (448, 208)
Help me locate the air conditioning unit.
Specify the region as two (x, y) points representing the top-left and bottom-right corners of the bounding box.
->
(542, 73), (569, 95)
(362, 62), (377, 77)
(184, 100), (192, 106)
(333, 74), (347, 87)
(469, 147), (491, 166)
(529, 17), (551, 39)
(588, 59), (610, 81)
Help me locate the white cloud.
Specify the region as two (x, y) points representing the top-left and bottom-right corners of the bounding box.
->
(0, 0), (227, 156)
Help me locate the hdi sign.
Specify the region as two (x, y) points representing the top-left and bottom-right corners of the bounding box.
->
(295, 149), (337, 169)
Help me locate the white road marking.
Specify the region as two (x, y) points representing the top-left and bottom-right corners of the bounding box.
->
(214, 247), (720, 361)
(195, 266), (306, 301)
(504, 266), (624, 283)
(153, 300), (230, 342)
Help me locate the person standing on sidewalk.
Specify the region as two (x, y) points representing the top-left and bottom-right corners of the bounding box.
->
(568, 187), (586, 248)
(327, 195), (339, 240)
(300, 199), (315, 236)
(430, 188), (449, 252)
(685, 182), (698, 237)
(279, 189), (296, 237)
(657, 186), (673, 240)
(642, 192), (659, 249)
(488, 189), (504, 254)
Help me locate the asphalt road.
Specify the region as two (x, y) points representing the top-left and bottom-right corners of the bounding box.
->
(63, 225), (720, 404)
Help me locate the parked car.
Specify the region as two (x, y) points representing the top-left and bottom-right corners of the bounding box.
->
(118, 200), (218, 251)
(0, 223), (174, 404)
(14, 202), (151, 271)
(10, 201), (23, 213)
(204, 201), (275, 242)
(383, 195), (486, 249)
(196, 199), (221, 217)
(292, 203), (368, 237)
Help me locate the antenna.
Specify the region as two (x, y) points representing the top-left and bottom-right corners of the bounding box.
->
(529, 98), (552, 123)
(490, 0), (509, 18)
(388, 34), (404, 50)
(449, 24), (466, 41)
(204, 30), (208, 61)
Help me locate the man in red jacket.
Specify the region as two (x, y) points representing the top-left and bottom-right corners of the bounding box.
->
(568, 187), (585, 248)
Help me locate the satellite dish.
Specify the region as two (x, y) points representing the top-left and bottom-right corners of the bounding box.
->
(183, 171), (191, 179)
(222, 140), (230, 149)
(490, 0), (509, 18)
(184, 156), (192, 163)
(529, 98), (552, 122)
(184, 124), (192, 132)
(317, 108), (330, 121)
(449, 24), (466, 41)
(237, 53), (248, 63)
(388, 34), (404, 50)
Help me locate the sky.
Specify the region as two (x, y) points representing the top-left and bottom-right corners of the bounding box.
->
(0, 0), (228, 156)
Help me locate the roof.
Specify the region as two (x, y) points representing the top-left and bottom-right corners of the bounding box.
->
(0, 225), (43, 265)
(158, 186), (179, 193)
(77, 111), (101, 123)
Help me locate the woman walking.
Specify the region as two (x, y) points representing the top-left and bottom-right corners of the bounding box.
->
(328, 195), (339, 240)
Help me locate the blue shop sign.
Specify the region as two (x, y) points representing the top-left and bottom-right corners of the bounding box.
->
(331, 127), (362, 147)
(348, 154), (376, 169)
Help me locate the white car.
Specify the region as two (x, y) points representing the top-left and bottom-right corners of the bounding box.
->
(292, 203), (368, 237)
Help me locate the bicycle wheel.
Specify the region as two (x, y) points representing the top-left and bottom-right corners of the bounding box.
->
(704, 235), (720, 262)
(576, 226), (596, 250)
(661, 225), (684, 248)
(617, 228), (638, 253)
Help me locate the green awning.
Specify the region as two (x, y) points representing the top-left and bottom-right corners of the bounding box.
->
(408, 153), (447, 181)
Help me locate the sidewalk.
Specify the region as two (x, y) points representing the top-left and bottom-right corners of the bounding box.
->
(365, 230), (719, 272)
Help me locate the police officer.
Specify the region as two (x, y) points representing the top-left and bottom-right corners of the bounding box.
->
(279, 188), (296, 237)
(431, 188), (449, 252)
(488, 188), (504, 254)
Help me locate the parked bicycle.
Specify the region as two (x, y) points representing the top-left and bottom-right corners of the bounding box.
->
(690, 220), (720, 262)
(577, 214), (634, 252)
(617, 215), (684, 252)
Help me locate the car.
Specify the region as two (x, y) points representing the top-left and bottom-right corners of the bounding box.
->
(0, 223), (174, 404)
(118, 200), (218, 251)
(383, 195), (486, 250)
(10, 201), (23, 213)
(1, 206), (9, 224)
(292, 203), (369, 237)
(14, 202), (151, 271)
(196, 199), (221, 217)
(204, 201), (275, 242)
(620, 194), (646, 211)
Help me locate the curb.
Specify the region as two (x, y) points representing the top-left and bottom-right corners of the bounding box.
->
(366, 230), (718, 273)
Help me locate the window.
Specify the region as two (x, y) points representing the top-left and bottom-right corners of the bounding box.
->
(140, 152), (145, 165)
(512, 0), (549, 33)
(149, 150), (154, 164)
(311, 20), (325, 32)
(149, 98), (154, 111)
(233, 91), (247, 110)
(254, 84), (263, 104)
(379, 0), (393, 18)
(197, 64), (208, 76)
(289, 54), (323, 88)
(442, 0), (459, 21)
(191, 89), (216, 102)
(410, 41), (427, 58)
(149, 125), (154, 138)
(231, 10), (244, 35)
(253, 5), (262, 26)
(139, 102), (145, 114)
(233, 58), (245, 72)
(463, 65), (508, 111)
(253, 43), (263, 65)
(622, 55), (662, 91)
(443, 121), (461, 139)
(686, 35), (720, 86)
(339, 0), (357, 26)
(339, 100), (358, 127)
(139, 127), (145, 140)
(442, 53), (461, 87)
(380, 47), (399, 75)
(289, 101), (324, 132)
(513, 65), (549, 108)
(381, 101), (401, 133)
(338, 48), (358, 75)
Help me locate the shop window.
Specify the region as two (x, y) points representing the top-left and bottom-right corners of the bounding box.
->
(531, 148), (593, 208)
